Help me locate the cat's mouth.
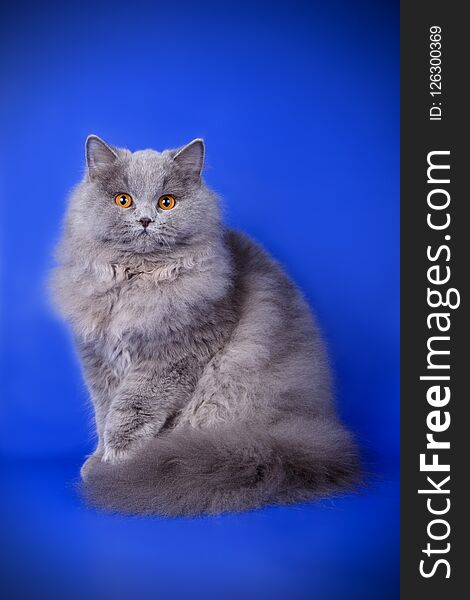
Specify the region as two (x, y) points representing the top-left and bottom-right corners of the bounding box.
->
(130, 229), (178, 253)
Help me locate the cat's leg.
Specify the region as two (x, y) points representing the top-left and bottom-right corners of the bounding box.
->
(102, 359), (200, 464)
(78, 340), (120, 473)
(80, 452), (102, 481)
(80, 395), (110, 481)
(178, 350), (262, 429)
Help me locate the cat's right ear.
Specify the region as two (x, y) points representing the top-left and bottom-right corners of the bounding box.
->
(85, 135), (118, 180)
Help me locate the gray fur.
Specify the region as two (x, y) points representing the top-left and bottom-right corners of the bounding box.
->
(51, 135), (358, 516)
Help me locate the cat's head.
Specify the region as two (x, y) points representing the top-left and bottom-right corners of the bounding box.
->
(71, 135), (220, 254)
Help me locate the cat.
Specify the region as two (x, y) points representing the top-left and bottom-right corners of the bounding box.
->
(51, 135), (359, 516)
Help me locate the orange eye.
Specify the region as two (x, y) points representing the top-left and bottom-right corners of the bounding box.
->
(115, 193), (133, 208)
(157, 195), (176, 210)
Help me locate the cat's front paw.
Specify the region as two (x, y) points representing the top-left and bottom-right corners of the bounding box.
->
(80, 451), (102, 481)
(102, 425), (150, 464)
(102, 407), (159, 464)
(102, 444), (134, 464)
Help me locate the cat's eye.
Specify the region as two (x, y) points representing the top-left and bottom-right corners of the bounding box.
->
(115, 193), (133, 208)
(157, 195), (176, 211)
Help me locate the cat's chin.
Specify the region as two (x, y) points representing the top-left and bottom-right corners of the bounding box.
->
(104, 234), (177, 255)
(132, 233), (161, 253)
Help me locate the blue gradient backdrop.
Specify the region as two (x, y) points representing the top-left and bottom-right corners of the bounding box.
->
(0, 1), (399, 599)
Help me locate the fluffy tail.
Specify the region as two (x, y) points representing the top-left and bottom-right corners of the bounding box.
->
(81, 417), (359, 516)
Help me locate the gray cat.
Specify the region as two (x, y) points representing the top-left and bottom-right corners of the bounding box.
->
(51, 135), (358, 516)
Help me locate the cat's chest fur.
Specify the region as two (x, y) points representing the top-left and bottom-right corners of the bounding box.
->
(72, 257), (231, 365)
(80, 265), (174, 343)
(54, 239), (235, 382)
(86, 271), (181, 383)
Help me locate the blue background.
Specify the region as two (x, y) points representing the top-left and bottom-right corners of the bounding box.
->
(0, 1), (399, 599)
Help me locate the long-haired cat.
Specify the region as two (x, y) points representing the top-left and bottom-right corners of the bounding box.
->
(51, 135), (358, 516)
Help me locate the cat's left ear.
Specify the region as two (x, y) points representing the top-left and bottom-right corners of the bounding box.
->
(86, 135), (118, 180)
(173, 139), (205, 178)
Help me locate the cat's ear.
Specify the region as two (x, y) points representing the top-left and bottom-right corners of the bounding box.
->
(173, 139), (205, 178)
(85, 135), (118, 180)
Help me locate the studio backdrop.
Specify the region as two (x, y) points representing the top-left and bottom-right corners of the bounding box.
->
(0, 1), (399, 599)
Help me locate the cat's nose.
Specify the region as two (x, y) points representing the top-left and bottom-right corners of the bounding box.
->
(139, 218), (153, 229)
